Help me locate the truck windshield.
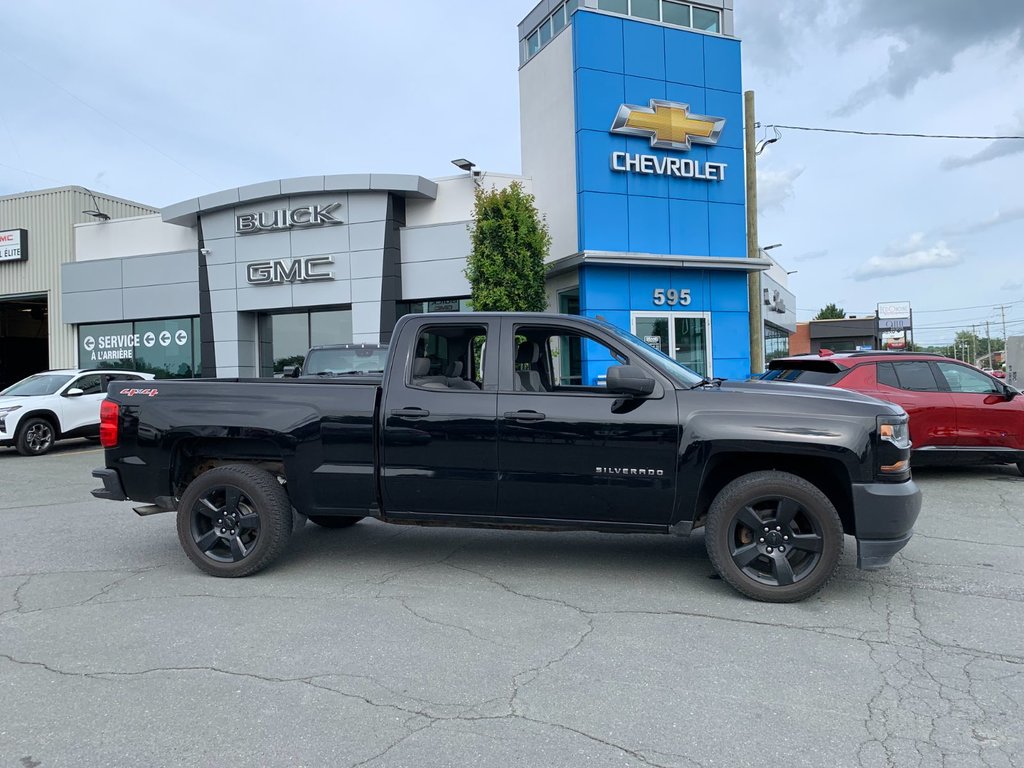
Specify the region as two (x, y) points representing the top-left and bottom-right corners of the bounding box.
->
(303, 346), (388, 375)
(1, 374), (75, 397)
(593, 321), (706, 388)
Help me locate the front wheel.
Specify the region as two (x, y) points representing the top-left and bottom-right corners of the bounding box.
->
(16, 417), (56, 456)
(176, 465), (293, 577)
(705, 471), (844, 603)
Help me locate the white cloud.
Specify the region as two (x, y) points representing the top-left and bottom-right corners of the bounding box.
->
(941, 113), (1024, 169)
(793, 249), (828, 262)
(757, 166), (804, 212)
(943, 206), (1024, 235)
(852, 233), (961, 280)
(1002, 279), (1024, 291)
(834, 0), (1024, 114)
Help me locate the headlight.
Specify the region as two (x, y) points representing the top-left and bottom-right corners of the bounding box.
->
(877, 416), (910, 449)
(0, 405), (22, 414)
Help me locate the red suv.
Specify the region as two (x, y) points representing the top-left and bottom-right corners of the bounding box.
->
(763, 352), (1024, 475)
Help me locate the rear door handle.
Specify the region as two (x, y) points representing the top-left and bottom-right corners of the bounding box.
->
(504, 410), (546, 422)
(391, 407), (430, 419)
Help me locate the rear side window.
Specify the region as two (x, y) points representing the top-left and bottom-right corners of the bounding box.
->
(762, 363), (846, 386)
(880, 361), (940, 392)
(411, 325), (487, 391)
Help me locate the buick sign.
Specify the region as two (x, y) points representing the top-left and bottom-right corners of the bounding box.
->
(236, 203), (342, 234)
(247, 256), (335, 285)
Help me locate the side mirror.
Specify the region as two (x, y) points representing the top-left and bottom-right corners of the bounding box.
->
(282, 365), (300, 378)
(65, 387), (84, 397)
(1005, 385), (1020, 401)
(606, 365), (655, 396)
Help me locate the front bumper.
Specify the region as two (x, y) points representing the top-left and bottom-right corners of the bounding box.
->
(851, 479), (921, 569)
(91, 468), (128, 501)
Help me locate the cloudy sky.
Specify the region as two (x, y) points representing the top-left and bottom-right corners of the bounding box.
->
(2, 0), (1022, 346)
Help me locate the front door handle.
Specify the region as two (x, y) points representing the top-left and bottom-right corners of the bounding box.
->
(391, 407), (430, 419)
(504, 410), (546, 422)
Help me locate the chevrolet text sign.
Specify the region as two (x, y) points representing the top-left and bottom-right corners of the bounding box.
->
(236, 203), (343, 234)
(0, 229), (28, 262)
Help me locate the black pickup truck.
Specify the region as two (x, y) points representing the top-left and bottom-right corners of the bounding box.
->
(92, 312), (921, 602)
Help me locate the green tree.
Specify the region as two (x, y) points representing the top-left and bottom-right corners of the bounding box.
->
(465, 182), (550, 312)
(814, 303), (846, 320)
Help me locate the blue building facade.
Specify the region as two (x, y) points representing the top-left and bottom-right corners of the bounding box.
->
(519, 0), (763, 381)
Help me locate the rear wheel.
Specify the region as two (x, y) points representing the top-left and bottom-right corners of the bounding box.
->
(308, 515), (364, 529)
(16, 417), (56, 456)
(176, 465), (293, 577)
(1017, 461), (1024, 477)
(705, 471), (843, 603)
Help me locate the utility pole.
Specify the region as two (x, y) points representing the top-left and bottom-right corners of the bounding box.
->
(744, 90), (764, 375)
(999, 305), (1008, 349)
(986, 321), (992, 367)
(971, 324), (977, 364)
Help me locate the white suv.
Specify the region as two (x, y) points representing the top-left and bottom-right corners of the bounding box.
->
(0, 369), (155, 456)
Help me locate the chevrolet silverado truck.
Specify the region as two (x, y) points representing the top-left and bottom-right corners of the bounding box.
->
(92, 313), (921, 602)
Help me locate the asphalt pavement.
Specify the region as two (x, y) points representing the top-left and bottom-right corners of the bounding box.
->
(1, 443), (1022, 767)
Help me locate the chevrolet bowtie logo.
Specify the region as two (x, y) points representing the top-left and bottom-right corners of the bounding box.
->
(610, 99), (725, 151)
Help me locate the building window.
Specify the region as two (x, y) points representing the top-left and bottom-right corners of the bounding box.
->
(257, 307), (353, 377)
(552, 4), (566, 33)
(631, 311), (711, 378)
(77, 317), (201, 378)
(397, 297), (472, 316)
(630, 0), (661, 21)
(691, 6), (720, 32)
(764, 324), (790, 364)
(661, 0), (691, 26)
(522, 0), (721, 65)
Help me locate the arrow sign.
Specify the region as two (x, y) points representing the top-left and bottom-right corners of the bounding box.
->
(143, 332), (156, 347)
(159, 330), (172, 347)
(175, 329), (188, 346)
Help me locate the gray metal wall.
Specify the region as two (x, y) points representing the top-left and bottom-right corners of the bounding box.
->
(0, 187), (156, 368)
(61, 251), (200, 323)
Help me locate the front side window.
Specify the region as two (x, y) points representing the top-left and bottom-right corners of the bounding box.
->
(411, 326), (486, 391)
(935, 362), (999, 394)
(71, 375), (103, 395)
(512, 326), (628, 393)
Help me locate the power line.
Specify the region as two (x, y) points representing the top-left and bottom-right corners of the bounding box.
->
(0, 49), (212, 185)
(761, 124), (1024, 141)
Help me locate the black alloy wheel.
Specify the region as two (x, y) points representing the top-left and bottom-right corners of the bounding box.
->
(176, 465), (293, 577)
(705, 471), (843, 602)
(16, 417), (56, 456)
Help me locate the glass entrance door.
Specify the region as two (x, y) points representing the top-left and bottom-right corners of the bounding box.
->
(631, 312), (712, 377)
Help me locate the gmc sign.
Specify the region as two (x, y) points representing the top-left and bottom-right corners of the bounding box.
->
(0, 229), (28, 263)
(246, 256), (335, 285)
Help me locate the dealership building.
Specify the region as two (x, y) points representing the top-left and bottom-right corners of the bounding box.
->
(0, 0), (783, 386)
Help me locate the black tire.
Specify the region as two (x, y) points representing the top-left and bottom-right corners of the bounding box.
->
(705, 470), (843, 603)
(1017, 461), (1024, 478)
(308, 515), (364, 529)
(16, 417), (56, 456)
(176, 464), (293, 577)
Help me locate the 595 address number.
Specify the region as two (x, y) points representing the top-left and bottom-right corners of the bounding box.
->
(652, 288), (691, 306)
